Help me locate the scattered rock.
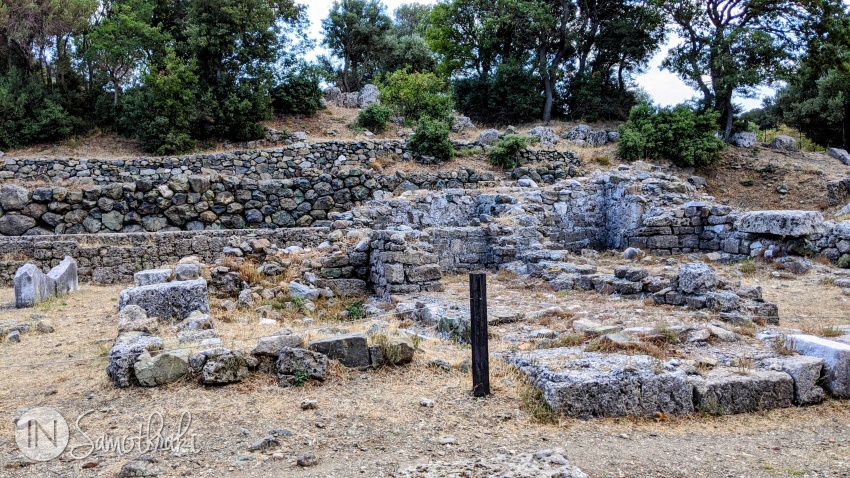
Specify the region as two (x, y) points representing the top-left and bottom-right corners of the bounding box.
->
(308, 333), (370, 368)
(300, 399), (318, 410)
(134, 349), (190, 387)
(297, 452), (319, 467)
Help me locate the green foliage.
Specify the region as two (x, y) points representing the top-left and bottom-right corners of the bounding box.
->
(380, 69), (451, 123)
(408, 116), (454, 162)
(488, 135), (528, 169)
(757, 124), (826, 153)
(345, 299), (365, 320)
(356, 103), (393, 133)
(617, 103), (726, 167)
(453, 63), (541, 125)
(322, 0), (392, 91)
(271, 67), (325, 116)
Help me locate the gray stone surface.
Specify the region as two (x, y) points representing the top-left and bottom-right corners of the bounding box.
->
(396, 448), (588, 478)
(175, 311), (214, 331)
(0, 213), (36, 235)
(174, 263), (201, 281)
(769, 135), (796, 149)
(357, 84), (380, 108)
(730, 132), (757, 148)
(106, 332), (164, 388)
(46, 256), (78, 296)
(677, 262), (718, 294)
(0, 184), (30, 210)
(251, 334), (305, 357)
(830, 148), (850, 166)
(477, 129), (500, 145)
(134, 349), (190, 387)
(14, 263), (55, 308)
(309, 333), (370, 368)
(790, 334), (850, 397)
(276, 347), (329, 386)
(764, 355), (825, 405)
(133, 268), (172, 287)
(529, 126), (558, 145)
(690, 369), (793, 414)
(119, 278), (209, 320)
(196, 348), (251, 385)
(735, 210), (824, 236)
(117, 305), (158, 333)
(511, 348), (694, 419)
(288, 281), (320, 300)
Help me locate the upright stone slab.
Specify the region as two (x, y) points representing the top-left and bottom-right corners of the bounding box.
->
(14, 263), (56, 308)
(47, 256), (78, 297)
(735, 211), (824, 237)
(133, 268), (172, 287)
(118, 278), (209, 320)
(764, 356), (825, 405)
(511, 348), (694, 419)
(790, 334), (850, 397)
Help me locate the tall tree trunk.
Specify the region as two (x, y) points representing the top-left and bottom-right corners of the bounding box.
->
(722, 89), (734, 141)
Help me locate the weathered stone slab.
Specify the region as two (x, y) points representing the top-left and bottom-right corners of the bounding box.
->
(14, 263), (56, 308)
(118, 278), (209, 320)
(790, 334), (850, 397)
(117, 305), (158, 333)
(830, 148), (850, 166)
(689, 369), (793, 414)
(46, 256), (78, 296)
(735, 211), (824, 237)
(133, 268), (172, 287)
(677, 262), (717, 294)
(134, 349), (190, 387)
(276, 347), (329, 386)
(174, 263), (200, 281)
(764, 355), (825, 405)
(189, 348), (252, 385)
(511, 348), (694, 419)
(251, 334), (305, 357)
(106, 332), (164, 388)
(309, 333), (370, 368)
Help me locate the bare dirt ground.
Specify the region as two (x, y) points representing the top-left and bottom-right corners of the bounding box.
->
(3, 256), (850, 477)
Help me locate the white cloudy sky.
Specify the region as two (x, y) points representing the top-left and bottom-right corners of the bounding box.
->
(304, 0), (770, 111)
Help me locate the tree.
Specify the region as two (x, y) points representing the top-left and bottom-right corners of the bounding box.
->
(322, 0), (392, 92)
(394, 3), (434, 37)
(658, 0), (811, 140)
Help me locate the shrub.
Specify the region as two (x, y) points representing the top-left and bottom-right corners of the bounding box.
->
(356, 103), (393, 133)
(488, 135), (528, 169)
(271, 67), (324, 116)
(617, 103), (726, 167)
(408, 116), (454, 162)
(454, 62), (541, 125)
(380, 69), (452, 124)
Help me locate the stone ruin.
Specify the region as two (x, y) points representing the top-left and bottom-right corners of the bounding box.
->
(13, 256), (78, 308)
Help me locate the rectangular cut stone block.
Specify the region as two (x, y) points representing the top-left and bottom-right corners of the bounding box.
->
(405, 264), (442, 282)
(511, 348), (694, 419)
(764, 356), (825, 405)
(735, 211), (824, 237)
(308, 333), (370, 368)
(119, 278), (209, 320)
(47, 256), (78, 297)
(14, 263), (56, 308)
(689, 369), (793, 414)
(790, 334), (850, 397)
(134, 268), (173, 287)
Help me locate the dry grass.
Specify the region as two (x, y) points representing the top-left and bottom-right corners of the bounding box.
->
(772, 334), (796, 356)
(585, 337), (670, 361)
(801, 323), (844, 338)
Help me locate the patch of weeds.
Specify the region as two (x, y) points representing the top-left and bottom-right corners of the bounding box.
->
(586, 337), (669, 360)
(593, 156), (611, 166)
(740, 179), (755, 187)
(735, 356), (754, 375)
(345, 299), (365, 321)
(697, 397), (725, 416)
(817, 276), (836, 286)
(820, 326), (843, 338)
(290, 296), (306, 313)
(37, 297), (67, 313)
(371, 333), (405, 365)
(542, 333), (584, 348)
(772, 334), (796, 356)
(652, 323), (681, 344)
(410, 334), (421, 350)
(455, 148), (480, 157)
(738, 258), (756, 276)
(293, 361), (309, 387)
(735, 320), (757, 337)
(776, 271), (797, 280)
(515, 371), (559, 424)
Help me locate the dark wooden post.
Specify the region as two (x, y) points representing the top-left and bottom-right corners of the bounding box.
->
(470, 273), (490, 397)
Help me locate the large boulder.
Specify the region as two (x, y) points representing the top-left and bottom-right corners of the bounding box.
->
(769, 135), (796, 150)
(357, 84), (380, 108)
(830, 148), (850, 166)
(511, 348), (694, 419)
(789, 334), (850, 397)
(677, 262), (718, 294)
(689, 369), (793, 414)
(118, 278), (209, 320)
(735, 210), (824, 237)
(730, 132), (757, 148)
(191, 348), (252, 385)
(133, 269), (172, 287)
(529, 126), (558, 146)
(477, 129), (500, 146)
(251, 334), (304, 357)
(763, 355), (825, 405)
(0, 213), (37, 235)
(309, 333), (370, 368)
(134, 349), (190, 387)
(276, 347), (329, 386)
(117, 305), (158, 333)
(14, 263), (56, 308)
(563, 124), (591, 141)
(451, 116), (474, 133)
(0, 184), (30, 211)
(584, 130), (609, 147)
(47, 256), (78, 297)
(106, 332), (164, 388)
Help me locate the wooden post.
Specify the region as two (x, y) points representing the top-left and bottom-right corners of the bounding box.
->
(470, 273), (490, 397)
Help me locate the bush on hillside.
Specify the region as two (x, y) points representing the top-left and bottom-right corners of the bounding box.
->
(408, 116), (454, 162)
(488, 135), (528, 169)
(271, 68), (325, 116)
(380, 69), (452, 124)
(356, 103), (393, 133)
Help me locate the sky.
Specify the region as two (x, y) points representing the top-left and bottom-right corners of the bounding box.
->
(304, 0), (770, 111)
